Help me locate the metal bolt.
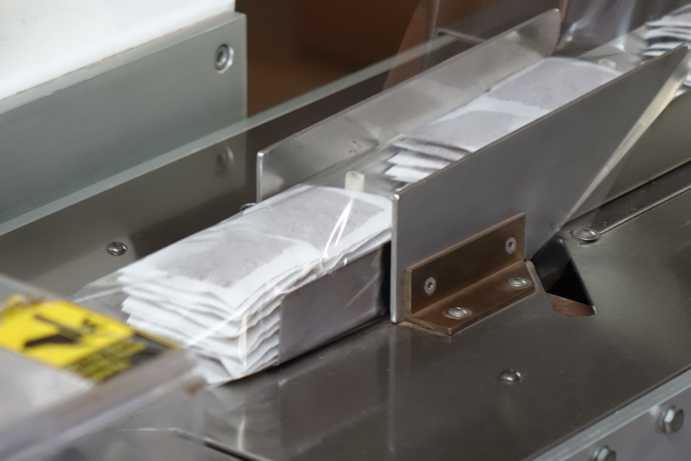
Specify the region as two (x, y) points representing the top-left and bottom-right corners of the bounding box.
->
(498, 369), (523, 385)
(505, 237), (517, 255)
(445, 306), (472, 320)
(106, 241), (128, 257)
(591, 446), (617, 461)
(572, 227), (600, 243)
(508, 276), (531, 289)
(658, 406), (685, 434)
(214, 44), (233, 71)
(424, 277), (437, 296)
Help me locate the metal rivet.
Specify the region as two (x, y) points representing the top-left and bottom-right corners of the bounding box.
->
(498, 369), (523, 385)
(505, 237), (517, 255)
(508, 277), (531, 289)
(591, 446), (617, 461)
(658, 406), (685, 434)
(214, 44), (234, 72)
(445, 306), (472, 320)
(106, 241), (128, 257)
(572, 227), (600, 243)
(424, 277), (437, 296)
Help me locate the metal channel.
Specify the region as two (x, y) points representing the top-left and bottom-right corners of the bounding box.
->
(175, 187), (691, 461)
(256, 9), (561, 200)
(391, 47), (687, 323)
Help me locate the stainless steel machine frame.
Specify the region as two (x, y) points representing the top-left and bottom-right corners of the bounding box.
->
(0, 11), (247, 235)
(4, 4), (691, 460)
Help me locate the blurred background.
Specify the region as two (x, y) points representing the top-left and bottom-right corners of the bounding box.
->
(236, 0), (687, 114)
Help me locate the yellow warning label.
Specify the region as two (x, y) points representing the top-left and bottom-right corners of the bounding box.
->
(0, 297), (169, 382)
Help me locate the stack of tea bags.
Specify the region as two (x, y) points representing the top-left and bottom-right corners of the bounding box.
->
(384, 57), (620, 183)
(77, 185), (391, 384)
(76, 56), (623, 384)
(641, 5), (691, 87)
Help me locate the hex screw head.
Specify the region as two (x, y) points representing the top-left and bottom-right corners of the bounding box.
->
(659, 406), (685, 434)
(424, 277), (437, 296)
(445, 306), (472, 320)
(498, 369), (523, 385)
(591, 446), (616, 461)
(106, 241), (128, 257)
(572, 227), (600, 243)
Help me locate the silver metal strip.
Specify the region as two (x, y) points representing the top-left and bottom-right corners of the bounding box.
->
(391, 47), (687, 322)
(256, 9), (561, 200)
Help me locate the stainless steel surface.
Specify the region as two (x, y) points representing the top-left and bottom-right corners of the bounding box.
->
(536, 364), (691, 460)
(596, 90), (691, 206)
(390, 47), (686, 323)
(0, 12), (247, 233)
(188, 182), (691, 461)
(574, 159), (691, 235)
(257, 10), (560, 200)
(0, 140), (250, 294)
(571, 30), (691, 215)
(278, 249), (386, 362)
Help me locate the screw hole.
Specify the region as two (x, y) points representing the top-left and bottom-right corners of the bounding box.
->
(505, 237), (517, 255)
(215, 44), (234, 72)
(424, 277), (437, 296)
